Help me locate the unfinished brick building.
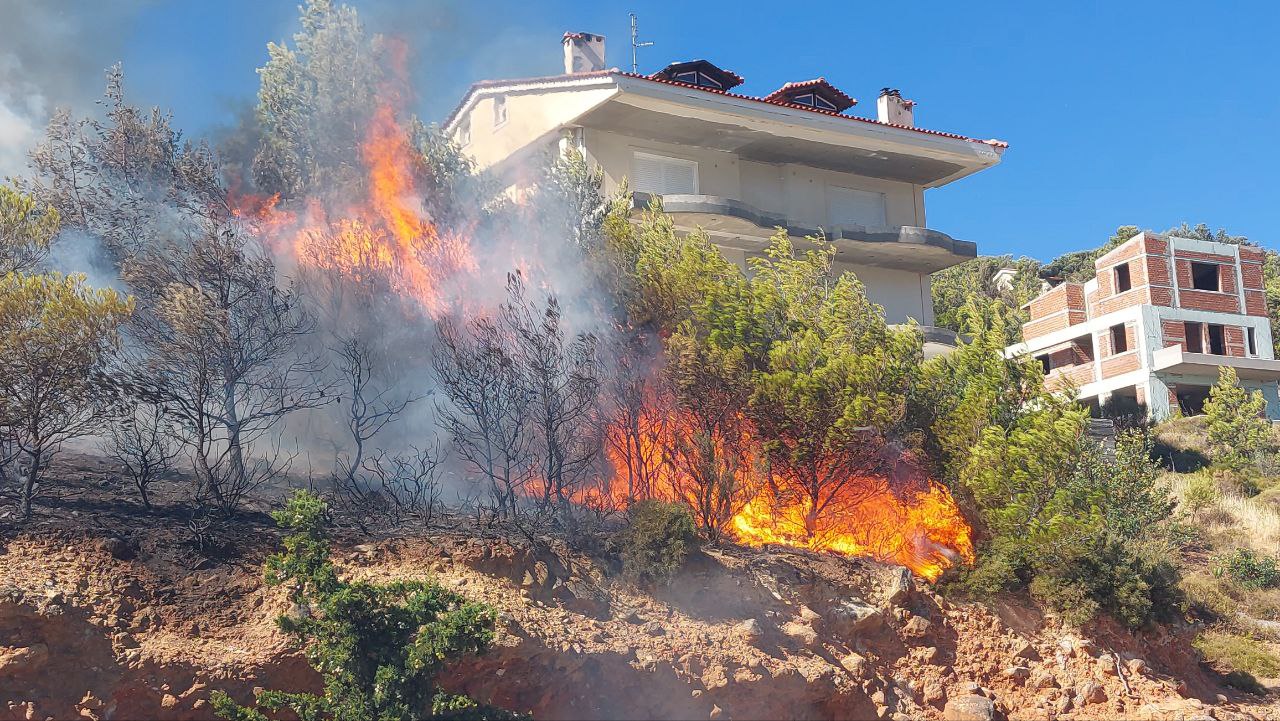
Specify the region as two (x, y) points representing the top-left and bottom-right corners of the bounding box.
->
(1007, 232), (1280, 419)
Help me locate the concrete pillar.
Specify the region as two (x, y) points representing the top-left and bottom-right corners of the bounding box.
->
(1146, 375), (1174, 421)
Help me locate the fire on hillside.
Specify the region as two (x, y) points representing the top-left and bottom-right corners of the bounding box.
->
(231, 79), (974, 582)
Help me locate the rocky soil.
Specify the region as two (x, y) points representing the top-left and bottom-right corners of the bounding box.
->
(0, 456), (1275, 720)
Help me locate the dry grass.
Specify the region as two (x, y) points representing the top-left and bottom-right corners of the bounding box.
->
(1167, 472), (1280, 553)
(1193, 630), (1280, 686)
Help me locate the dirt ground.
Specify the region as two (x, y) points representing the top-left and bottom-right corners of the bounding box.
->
(0, 454), (1275, 720)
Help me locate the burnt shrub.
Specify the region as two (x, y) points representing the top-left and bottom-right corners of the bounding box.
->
(619, 499), (699, 587)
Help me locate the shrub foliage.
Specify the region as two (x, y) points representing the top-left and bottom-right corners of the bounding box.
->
(212, 491), (518, 721)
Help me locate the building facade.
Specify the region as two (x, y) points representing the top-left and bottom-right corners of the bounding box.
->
(1007, 232), (1280, 419)
(444, 32), (1007, 354)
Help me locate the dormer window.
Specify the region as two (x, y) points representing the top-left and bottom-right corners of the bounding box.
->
(790, 92), (839, 111)
(763, 78), (856, 114)
(650, 60), (745, 91)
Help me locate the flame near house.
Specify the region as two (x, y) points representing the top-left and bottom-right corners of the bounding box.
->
(233, 77), (973, 582)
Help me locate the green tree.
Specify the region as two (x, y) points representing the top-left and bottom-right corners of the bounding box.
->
(212, 490), (517, 721)
(1040, 225), (1141, 282)
(0, 183), (60, 275)
(912, 299), (1044, 485)
(742, 236), (921, 541)
(1203, 366), (1270, 472)
(253, 0), (383, 198)
(0, 273), (133, 518)
(930, 254), (1041, 336)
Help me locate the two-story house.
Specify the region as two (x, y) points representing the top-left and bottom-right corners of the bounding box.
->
(443, 32), (1008, 355)
(1007, 231), (1280, 419)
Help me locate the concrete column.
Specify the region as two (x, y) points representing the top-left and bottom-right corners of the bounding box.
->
(1146, 375), (1174, 421)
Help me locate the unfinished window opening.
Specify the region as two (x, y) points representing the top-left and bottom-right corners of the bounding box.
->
(1035, 354), (1051, 374)
(1184, 322), (1203, 353)
(1208, 324), (1226, 355)
(1114, 263), (1132, 293)
(1248, 327), (1258, 356)
(1191, 262), (1220, 291)
(1109, 324), (1128, 354)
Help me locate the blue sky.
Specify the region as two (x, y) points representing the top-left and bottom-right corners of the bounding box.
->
(11, 1), (1279, 261)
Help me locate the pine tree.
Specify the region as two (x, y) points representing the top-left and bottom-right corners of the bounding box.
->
(1204, 366), (1271, 472)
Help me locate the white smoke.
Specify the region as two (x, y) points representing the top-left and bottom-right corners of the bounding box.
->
(0, 1), (149, 178)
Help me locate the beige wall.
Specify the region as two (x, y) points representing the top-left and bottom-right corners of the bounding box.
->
(584, 128), (925, 229)
(458, 86), (616, 171)
(832, 261), (934, 325)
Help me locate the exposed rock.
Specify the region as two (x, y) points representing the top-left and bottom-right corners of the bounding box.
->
(886, 566), (914, 605)
(902, 615), (931, 638)
(829, 600), (882, 637)
(942, 694), (994, 721)
(1126, 658), (1149, 676)
(798, 605), (821, 622)
(840, 652), (868, 678)
(1001, 665), (1030, 681)
(780, 621), (817, 647)
(1011, 638), (1038, 660)
(640, 620), (666, 637)
(102, 537), (135, 561)
(0, 643), (49, 676)
(735, 618), (763, 641)
(1078, 681), (1107, 705)
(1028, 667), (1059, 690)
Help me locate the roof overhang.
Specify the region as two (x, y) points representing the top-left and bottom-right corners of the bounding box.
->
(443, 71), (1006, 189)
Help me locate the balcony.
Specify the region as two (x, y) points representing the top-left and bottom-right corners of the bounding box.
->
(1151, 346), (1280, 381)
(631, 192), (976, 273)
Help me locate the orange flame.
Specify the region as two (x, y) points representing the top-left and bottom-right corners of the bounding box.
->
(595, 402), (974, 581)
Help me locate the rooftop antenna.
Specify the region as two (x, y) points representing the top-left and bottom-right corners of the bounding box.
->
(629, 13), (653, 74)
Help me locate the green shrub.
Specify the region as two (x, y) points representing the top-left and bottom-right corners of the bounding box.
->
(619, 499), (699, 587)
(1183, 471), (1222, 515)
(212, 491), (519, 721)
(1216, 548), (1280, 590)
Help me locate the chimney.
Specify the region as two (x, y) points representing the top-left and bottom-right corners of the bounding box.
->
(563, 32), (606, 74)
(876, 88), (915, 127)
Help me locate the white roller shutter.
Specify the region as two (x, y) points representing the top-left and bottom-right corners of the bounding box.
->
(632, 152), (698, 195)
(828, 187), (888, 228)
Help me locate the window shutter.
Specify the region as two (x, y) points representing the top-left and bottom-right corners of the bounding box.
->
(828, 187), (888, 228)
(632, 153), (697, 195)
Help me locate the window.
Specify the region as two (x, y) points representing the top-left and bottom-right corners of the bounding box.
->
(1114, 263), (1132, 293)
(456, 116), (471, 147)
(1191, 262), (1220, 291)
(672, 70), (724, 88)
(631, 152), (698, 196)
(791, 92), (839, 111)
(1184, 322), (1203, 353)
(1208, 324), (1225, 355)
(493, 95), (508, 127)
(828, 187), (888, 228)
(1036, 354), (1051, 374)
(1110, 324), (1128, 354)
(1248, 327), (1258, 356)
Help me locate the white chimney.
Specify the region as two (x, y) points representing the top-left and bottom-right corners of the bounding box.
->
(562, 32), (606, 74)
(876, 88), (915, 127)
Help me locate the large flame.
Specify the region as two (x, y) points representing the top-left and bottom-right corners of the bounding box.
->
(600, 405), (974, 582)
(235, 53), (473, 317)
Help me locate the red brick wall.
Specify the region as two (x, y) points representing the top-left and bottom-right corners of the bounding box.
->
(1179, 288), (1241, 313)
(1101, 352), (1140, 379)
(1161, 319), (1186, 350)
(1025, 283), (1087, 341)
(1225, 326), (1247, 357)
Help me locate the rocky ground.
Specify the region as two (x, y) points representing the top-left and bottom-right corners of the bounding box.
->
(0, 455), (1275, 720)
